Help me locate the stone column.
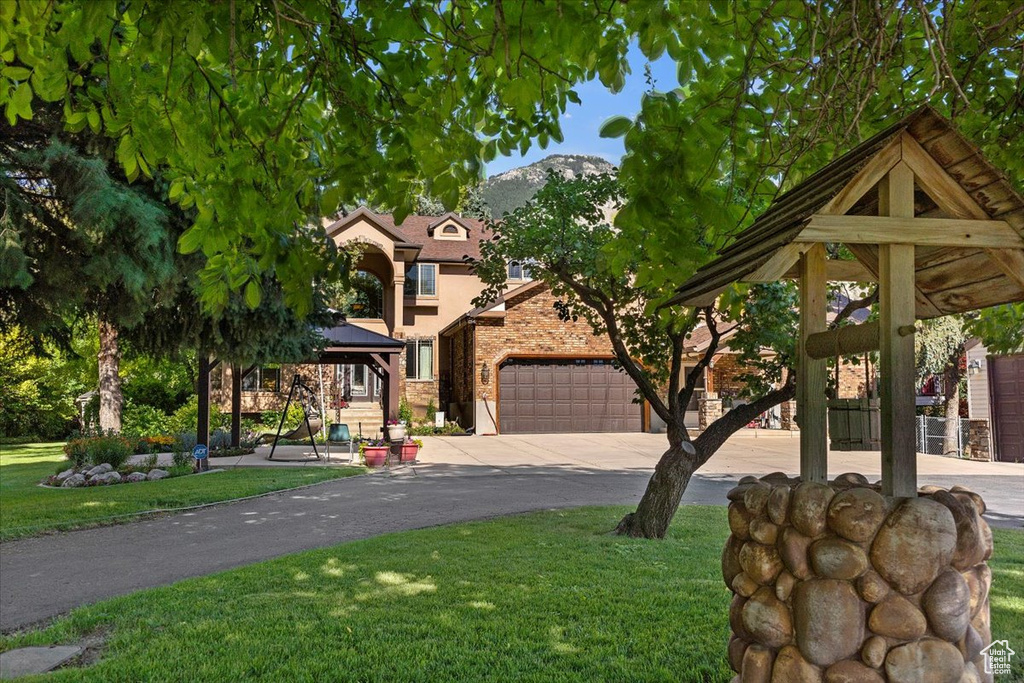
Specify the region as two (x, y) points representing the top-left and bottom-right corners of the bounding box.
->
(698, 394), (723, 431)
(966, 420), (991, 462)
(780, 400), (799, 431)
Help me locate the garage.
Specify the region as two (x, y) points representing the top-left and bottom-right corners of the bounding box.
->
(498, 358), (643, 434)
(991, 354), (1024, 463)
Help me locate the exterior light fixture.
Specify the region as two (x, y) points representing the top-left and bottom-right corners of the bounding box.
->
(967, 359), (983, 376)
(481, 363), (490, 384)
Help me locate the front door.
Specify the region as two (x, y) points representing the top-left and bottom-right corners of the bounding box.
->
(336, 364), (380, 404)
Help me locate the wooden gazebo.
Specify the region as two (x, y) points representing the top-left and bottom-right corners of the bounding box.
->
(671, 106), (1024, 496)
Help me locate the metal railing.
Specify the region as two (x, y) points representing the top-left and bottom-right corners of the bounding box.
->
(915, 415), (970, 458)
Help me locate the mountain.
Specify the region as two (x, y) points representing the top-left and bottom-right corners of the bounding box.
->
(480, 154), (616, 218)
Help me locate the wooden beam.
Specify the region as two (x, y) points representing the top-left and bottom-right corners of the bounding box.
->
(805, 322), (917, 360)
(985, 249), (1024, 291)
(821, 136), (903, 216)
(899, 132), (989, 220)
(797, 243), (828, 484)
(744, 243), (812, 283)
(782, 259), (877, 282)
(797, 215), (1021, 248)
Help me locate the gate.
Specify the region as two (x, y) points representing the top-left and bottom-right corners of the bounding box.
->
(915, 416), (970, 458)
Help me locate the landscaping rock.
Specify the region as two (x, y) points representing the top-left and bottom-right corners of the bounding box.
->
(767, 485), (791, 525)
(760, 471), (791, 485)
(862, 635), (888, 668)
(750, 518), (779, 545)
(744, 484), (773, 517)
(728, 484), (754, 502)
(958, 625), (983, 663)
(729, 636), (750, 673)
(779, 527), (813, 580)
(950, 486), (985, 515)
(91, 471), (122, 485)
(85, 463), (113, 477)
(884, 638), (964, 683)
(833, 472), (870, 488)
(963, 565), (990, 619)
(732, 572), (760, 598)
(61, 474), (86, 488)
(869, 594), (927, 640)
(827, 488), (886, 543)
(923, 568), (970, 642)
(790, 482), (835, 537)
(731, 594), (752, 641)
(723, 535), (745, 586)
(126, 472), (148, 483)
(741, 644), (774, 683)
(929, 491), (986, 571)
(770, 645), (822, 683)
(810, 537), (869, 580)
(857, 570), (889, 604)
(793, 579), (864, 667)
(775, 571), (797, 602)
(147, 469), (170, 481)
(741, 587), (793, 648)
(824, 660), (884, 683)
(730, 502), (754, 540)
(739, 542), (783, 586)
(870, 497), (956, 594)
(55, 468), (76, 483)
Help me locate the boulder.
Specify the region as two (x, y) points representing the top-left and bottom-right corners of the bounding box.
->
(767, 485), (791, 525)
(827, 488), (887, 543)
(923, 568), (971, 642)
(739, 475), (761, 485)
(779, 527), (814, 580)
(884, 638), (964, 683)
(55, 468), (76, 483)
(739, 542), (784, 586)
(91, 471), (122, 485)
(729, 484), (754, 502)
(85, 463), (113, 477)
(870, 497), (957, 594)
(869, 594), (927, 640)
(810, 538), (869, 580)
(793, 579), (864, 667)
(730, 503), (754, 540)
(750, 518), (779, 545)
(771, 645), (822, 683)
(732, 572), (760, 598)
(958, 625), (983, 664)
(857, 570), (889, 604)
(744, 484), (773, 517)
(741, 644), (774, 683)
(729, 636), (750, 673)
(978, 518), (993, 561)
(775, 571), (797, 602)
(963, 565), (991, 619)
(833, 472), (870, 488)
(959, 662), (982, 683)
(731, 594), (752, 641)
(949, 486), (985, 515)
(741, 587), (793, 648)
(824, 660), (884, 683)
(862, 635), (888, 669)
(761, 472), (791, 485)
(791, 483), (835, 538)
(147, 468), (170, 481)
(61, 473), (86, 488)
(724, 535), (745, 586)
(929, 491), (986, 571)
(126, 472), (148, 483)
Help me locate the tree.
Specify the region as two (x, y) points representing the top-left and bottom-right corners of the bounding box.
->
(916, 317), (970, 456)
(2, 0), (650, 314)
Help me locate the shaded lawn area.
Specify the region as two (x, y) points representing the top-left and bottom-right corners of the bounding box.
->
(2, 506), (1022, 682)
(0, 443), (364, 541)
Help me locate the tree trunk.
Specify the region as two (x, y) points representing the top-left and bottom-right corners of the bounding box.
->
(941, 360), (961, 457)
(97, 317), (123, 434)
(615, 432), (698, 539)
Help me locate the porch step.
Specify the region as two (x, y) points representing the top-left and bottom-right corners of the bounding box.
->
(325, 407), (385, 439)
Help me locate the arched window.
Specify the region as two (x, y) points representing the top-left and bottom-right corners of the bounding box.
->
(442, 224), (459, 234)
(340, 271), (384, 319)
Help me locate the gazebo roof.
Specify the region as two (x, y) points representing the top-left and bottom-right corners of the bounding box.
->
(317, 321), (405, 350)
(670, 106), (1024, 317)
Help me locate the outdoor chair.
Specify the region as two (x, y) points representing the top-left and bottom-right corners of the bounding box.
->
(325, 423), (355, 462)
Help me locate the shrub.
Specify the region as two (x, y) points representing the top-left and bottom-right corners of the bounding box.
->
(167, 396), (230, 435)
(398, 398), (413, 425)
(210, 429), (231, 450)
(1, 435), (40, 445)
(122, 403), (172, 437)
(425, 398), (437, 425)
(64, 434), (134, 469)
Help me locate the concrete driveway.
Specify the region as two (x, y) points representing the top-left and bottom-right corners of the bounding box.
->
(2, 431), (1021, 632)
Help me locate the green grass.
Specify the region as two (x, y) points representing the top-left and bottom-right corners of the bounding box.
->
(1, 506), (1021, 682)
(0, 443), (364, 541)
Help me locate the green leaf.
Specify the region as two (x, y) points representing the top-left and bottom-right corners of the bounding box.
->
(599, 115), (632, 138)
(244, 280), (262, 309)
(2, 66), (31, 80)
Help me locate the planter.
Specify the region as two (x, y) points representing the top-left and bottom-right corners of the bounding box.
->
(387, 424), (407, 442)
(400, 443), (419, 463)
(363, 446), (389, 467)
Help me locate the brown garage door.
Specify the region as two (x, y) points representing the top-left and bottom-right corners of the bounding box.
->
(991, 354), (1024, 463)
(498, 359), (643, 434)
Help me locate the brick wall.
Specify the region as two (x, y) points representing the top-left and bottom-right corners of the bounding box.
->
(709, 354), (748, 399)
(472, 285), (616, 401)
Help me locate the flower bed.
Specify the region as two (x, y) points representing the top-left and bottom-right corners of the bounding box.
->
(42, 462), (196, 488)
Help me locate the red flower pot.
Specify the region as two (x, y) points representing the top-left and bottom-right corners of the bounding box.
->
(363, 446), (388, 467)
(400, 444), (419, 463)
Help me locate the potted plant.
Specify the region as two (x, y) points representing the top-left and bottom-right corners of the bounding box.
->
(400, 437), (422, 463)
(387, 418), (406, 442)
(360, 438), (389, 467)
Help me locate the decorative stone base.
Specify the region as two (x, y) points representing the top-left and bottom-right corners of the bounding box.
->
(699, 394), (723, 431)
(723, 474), (993, 683)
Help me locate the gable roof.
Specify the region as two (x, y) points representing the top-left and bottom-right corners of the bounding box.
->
(317, 321), (405, 349)
(327, 207), (489, 263)
(670, 106), (1024, 318)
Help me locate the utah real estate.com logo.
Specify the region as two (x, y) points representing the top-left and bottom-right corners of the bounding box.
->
(981, 640), (1016, 676)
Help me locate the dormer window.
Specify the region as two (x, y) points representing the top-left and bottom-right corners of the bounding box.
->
(508, 261), (530, 281)
(442, 224), (459, 235)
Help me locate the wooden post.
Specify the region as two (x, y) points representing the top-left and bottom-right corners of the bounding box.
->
(878, 162), (918, 497)
(230, 365), (242, 448)
(798, 243), (828, 483)
(196, 355), (211, 471)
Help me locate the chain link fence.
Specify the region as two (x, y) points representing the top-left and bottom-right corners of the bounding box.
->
(915, 415), (970, 458)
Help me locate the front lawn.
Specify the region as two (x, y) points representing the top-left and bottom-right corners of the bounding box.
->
(0, 443), (364, 541)
(2, 506), (1022, 681)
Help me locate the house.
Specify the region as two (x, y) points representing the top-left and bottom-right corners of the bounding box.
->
(965, 340), (1024, 462)
(212, 207), (651, 435)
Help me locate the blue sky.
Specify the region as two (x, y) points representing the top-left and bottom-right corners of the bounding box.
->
(484, 47), (678, 177)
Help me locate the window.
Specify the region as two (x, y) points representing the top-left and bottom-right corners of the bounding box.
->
(508, 260), (530, 280)
(241, 367), (281, 392)
(404, 263), (436, 297)
(335, 364), (368, 396)
(406, 339), (434, 380)
(442, 224), (459, 234)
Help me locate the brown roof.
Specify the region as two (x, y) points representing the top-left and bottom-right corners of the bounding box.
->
(372, 213), (489, 263)
(670, 106), (1024, 318)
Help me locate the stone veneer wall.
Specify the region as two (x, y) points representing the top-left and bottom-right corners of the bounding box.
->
(723, 474), (993, 683)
